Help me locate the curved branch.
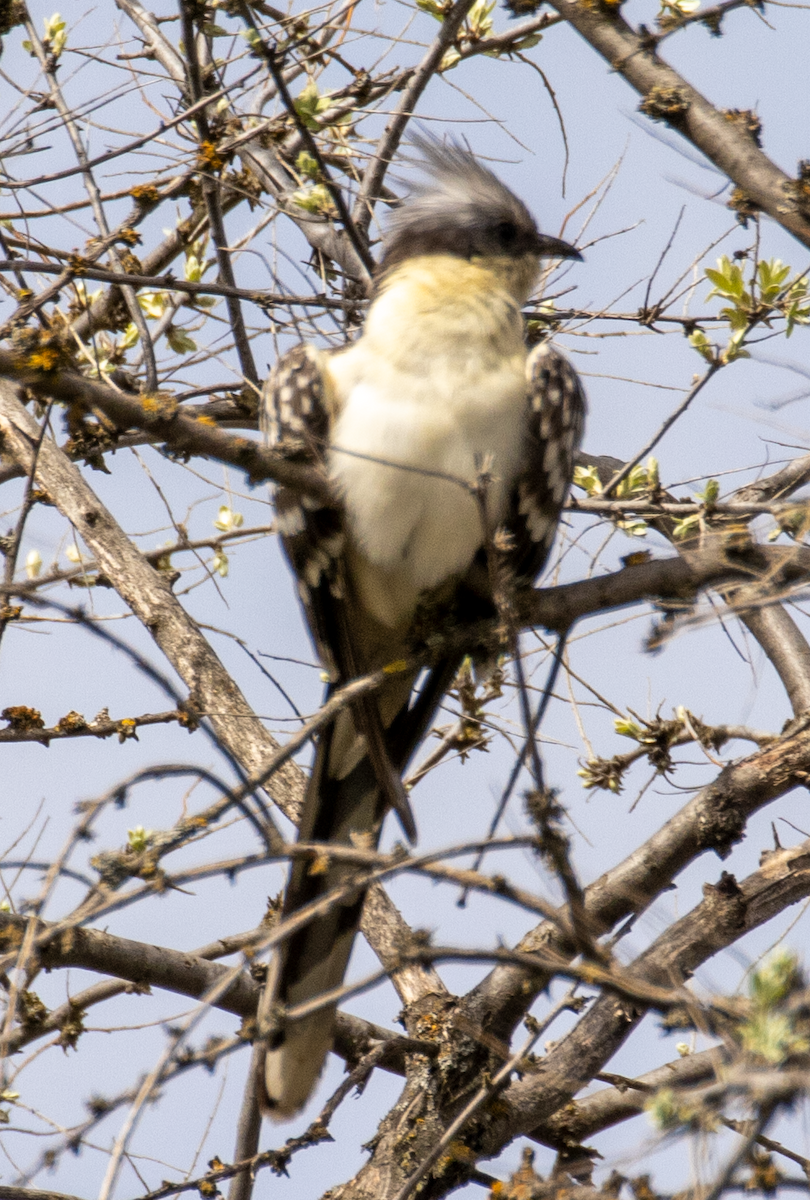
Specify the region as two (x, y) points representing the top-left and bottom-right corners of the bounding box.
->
(479, 834), (810, 1152)
(547, 0), (810, 249)
(466, 714), (810, 1038)
(0, 911), (418, 1075)
(737, 605), (810, 714)
(0, 354), (331, 504)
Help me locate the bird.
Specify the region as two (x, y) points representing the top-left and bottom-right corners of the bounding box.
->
(258, 137), (586, 1118)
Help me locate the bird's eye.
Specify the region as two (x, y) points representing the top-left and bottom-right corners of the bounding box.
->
(493, 220), (518, 249)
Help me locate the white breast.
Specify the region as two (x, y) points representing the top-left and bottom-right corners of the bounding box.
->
(326, 262), (529, 629)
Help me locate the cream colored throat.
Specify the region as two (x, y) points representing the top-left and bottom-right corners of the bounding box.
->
(325, 256), (532, 630)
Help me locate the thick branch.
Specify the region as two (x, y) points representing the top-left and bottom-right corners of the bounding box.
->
(0, 355), (331, 503)
(0, 382), (305, 824)
(0, 1189), (86, 1200)
(362, 884), (449, 1007)
(548, 0), (810, 249)
(530, 1046), (727, 1149)
(0, 911), (416, 1074)
(737, 605), (810, 714)
(518, 540), (810, 632)
(466, 716), (810, 1039)
(478, 836), (810, 1152)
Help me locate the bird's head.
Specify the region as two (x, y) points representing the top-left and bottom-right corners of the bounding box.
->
(377, 137), (580, 302)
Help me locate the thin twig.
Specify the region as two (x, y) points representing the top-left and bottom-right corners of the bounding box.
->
(179, 0), (259, 389)
(352, 0), (478, 234)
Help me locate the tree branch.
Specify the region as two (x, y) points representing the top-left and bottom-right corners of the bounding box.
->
(0, 381), (304, 826)
(476, 835), (810, 1154)
(466, 715), (810, 1040)
(547, 0), (810, 249)
(0, 910), (419, 1075)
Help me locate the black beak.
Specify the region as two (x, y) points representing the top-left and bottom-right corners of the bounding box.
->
(534, 233), (582, 261)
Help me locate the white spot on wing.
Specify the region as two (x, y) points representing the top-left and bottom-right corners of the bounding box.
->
(277, 506), (306, 536)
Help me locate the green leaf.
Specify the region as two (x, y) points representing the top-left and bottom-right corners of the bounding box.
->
(572, 464), (602, 496)
(294, 78), (333, 129)
(645, 1087), (687, 1132)
(296, 150), (320, 180)
(705, 255), (747, 301)
(750, 949), (802, 1010)
(688, 329), (715, 363)
(292, 183), (337, 216)
(616, 461), (654, 498)
(189, 294), (217, 310)
(617, 519), (648, 537)
(757, 257), (791, 301)
(43, 12), (67, 58)
(511, 31), (542, 49)
(139, 291), (167, 318)
(720, 326), (750, 363)
(128, 825), (152, 853)
(720, 305), (749, 330)
(119, 323), (139, 349)
(467, 0), (496, 36)
(213, 505), (243, 533)
(166, 326), (197, 354)
(645, 1086), (719, 1133)
(739, 1011), (808, 1064)
(672, 513), (700, 540)
(695, 478), (719, 504)
(785, 276), (810, 335)
(786, 303), (810, 336)
(416, 0), (449, 19)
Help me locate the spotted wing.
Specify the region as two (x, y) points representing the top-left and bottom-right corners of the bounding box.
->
(503, 341), (587, 583)
(261, 343), (344, 677)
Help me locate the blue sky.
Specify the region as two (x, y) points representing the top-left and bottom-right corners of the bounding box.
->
(1, 1), (810, 1195)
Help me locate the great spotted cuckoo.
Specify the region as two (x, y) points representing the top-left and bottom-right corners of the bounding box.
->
(259, 139), (586, 1117)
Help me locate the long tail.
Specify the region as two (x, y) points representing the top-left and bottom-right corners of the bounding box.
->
(260, 718), (380, 1115)
(259, 652), (460, 1118)
(257, 646), (420, 1116)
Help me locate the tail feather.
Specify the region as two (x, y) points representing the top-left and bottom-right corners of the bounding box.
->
(260, 580), (509, 1117)
(260, 695), (402, 1118)
(259, 648), (463, 1118)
